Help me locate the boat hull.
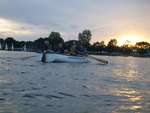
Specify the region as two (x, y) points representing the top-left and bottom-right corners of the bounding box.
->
(38, 53), (89, 63)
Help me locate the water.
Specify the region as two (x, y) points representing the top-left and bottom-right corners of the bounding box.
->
(0, 51), (150, 113)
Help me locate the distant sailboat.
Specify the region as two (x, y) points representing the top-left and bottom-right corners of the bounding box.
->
(11, 43), (14, 51)
(24, 44), (27, 51)
(5, 43), (8, 50)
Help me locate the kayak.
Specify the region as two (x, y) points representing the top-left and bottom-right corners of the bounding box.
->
(38, 53), (89, 63)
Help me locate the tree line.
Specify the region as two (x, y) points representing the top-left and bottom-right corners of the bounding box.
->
(0, 29), (150, 56)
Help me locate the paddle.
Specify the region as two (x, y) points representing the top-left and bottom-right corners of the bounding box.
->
(88, 55), (108, 64)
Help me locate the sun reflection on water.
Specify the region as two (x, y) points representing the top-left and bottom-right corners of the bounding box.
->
(111, 87), (144, 112)
(119, 105), (142, 111)
(129, 96), (143, 102)
(112, 65), (140, 82)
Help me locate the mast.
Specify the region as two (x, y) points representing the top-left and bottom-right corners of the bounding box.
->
(11, 43), (14, 51)
(5, 43), (8, 50)
(24, 44), (27, 51)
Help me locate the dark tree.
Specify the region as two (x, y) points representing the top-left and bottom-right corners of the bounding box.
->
(99, 41), (106, 48)
(93, 41), (106, 51)
(33, 37), (47, 51)
(15, 41), (25, 48)
(64, 40), (79, 50)
(78, 29), (92, 47)
(135, 41), (150, 55)
(135, 41), (150, 49)
(48, 32), (64, 50)
(107, 39), (117, 47)
(107, 39), (118, 53)
(25, 41), (34, 51)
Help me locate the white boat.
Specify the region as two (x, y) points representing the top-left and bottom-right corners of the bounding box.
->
(38, 53), (89, 63)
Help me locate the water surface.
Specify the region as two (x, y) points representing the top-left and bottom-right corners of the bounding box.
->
(0, 51), (150, 113)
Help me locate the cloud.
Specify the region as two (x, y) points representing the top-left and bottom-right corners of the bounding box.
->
(0, 18), (49, 40)
(0, 0), (149, 42)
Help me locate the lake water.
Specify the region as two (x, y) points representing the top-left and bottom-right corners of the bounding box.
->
(0, 51), (150, 113)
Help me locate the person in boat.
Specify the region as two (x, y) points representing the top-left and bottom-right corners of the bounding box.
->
(67, 41), (88, 56)
(68, 41), (78, 56)
(56, 42), (64, 54)
(76, 44), (88, 56)
(41, 41), (49, 63)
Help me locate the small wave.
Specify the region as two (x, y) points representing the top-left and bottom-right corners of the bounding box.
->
(82, 85), (88, 89)
(58, 92), (76, 98)
(31, 87), (41, 91)
(45, 104), (53, 107)
(0, 98), (5, 101)
(23, 94), (36, 99)
(82, 94), (94, 97)
(21, 71), (28, 74)
(45, 94), (64, 99)
(13, 89), (26, 92)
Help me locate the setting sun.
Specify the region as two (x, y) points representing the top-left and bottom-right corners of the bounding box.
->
(118, 35), (142, 46)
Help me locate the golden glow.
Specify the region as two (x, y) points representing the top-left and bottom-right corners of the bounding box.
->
(120, 105), (142, 110)
(118, 35), (142, 46)
(112, 88), (143, 112)
(129, 96), (143, 102)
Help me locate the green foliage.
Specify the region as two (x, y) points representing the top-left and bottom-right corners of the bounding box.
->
(78, 29), (92, 47)
(48, 32), (64, 50)
(91, 41), (106, 52)
(64, 40), (79, 50)
(33, 38), (46, 51)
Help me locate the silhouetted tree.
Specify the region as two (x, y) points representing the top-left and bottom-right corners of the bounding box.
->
(48, 32), (64, 50)
(135, 41), (150, 49)
(15, 41), (25, 48)
(107, 39), (117, 52)
(88, 41), (106, 54)
(33, 37), (47, 51)
(135, 41), (150, 55)
(78, 29), (92, 47)
(26, 41), (34, 51)
(107, 39), (117, 47)
(99, 41), (105, 48)
(64, 40), (79, 50)
(93, 41), (104, 51)
(121, 40), (133, 54)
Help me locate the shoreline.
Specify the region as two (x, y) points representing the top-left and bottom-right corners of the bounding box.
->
(89, 53), (150, 58)
(0, 50), (150, 59)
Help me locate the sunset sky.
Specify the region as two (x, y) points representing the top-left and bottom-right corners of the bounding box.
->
(0, 0), (150, 45)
